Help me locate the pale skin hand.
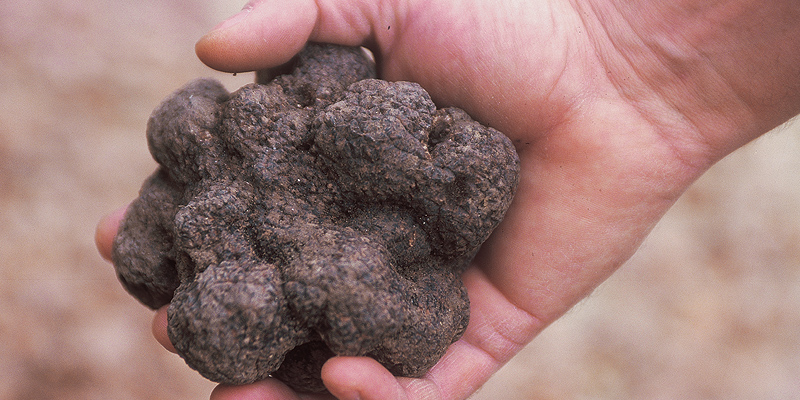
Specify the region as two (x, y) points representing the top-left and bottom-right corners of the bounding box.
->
(96, 0), (800, 399)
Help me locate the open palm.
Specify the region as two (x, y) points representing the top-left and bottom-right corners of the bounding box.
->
(97, 0), (800, 399)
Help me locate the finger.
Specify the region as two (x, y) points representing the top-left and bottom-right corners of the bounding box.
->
(211, 378), (333, 400)
(196, 0), (318, 72)
(95, 205), (127, 261)
(151, 306), (177, 353)
(210, 380), (298, 400)
(195, 0), (400, 72)
(321, 357), (408, 400)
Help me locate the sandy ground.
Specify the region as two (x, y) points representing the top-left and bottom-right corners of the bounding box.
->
(1, 1), (799, 399)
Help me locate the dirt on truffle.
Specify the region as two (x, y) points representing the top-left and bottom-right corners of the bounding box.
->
(111, 43), (520, 392)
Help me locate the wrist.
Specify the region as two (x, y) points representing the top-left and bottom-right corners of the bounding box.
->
(576, 0), (800, 163)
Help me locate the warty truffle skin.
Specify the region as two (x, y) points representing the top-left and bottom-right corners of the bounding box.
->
(111, 43), (520, 392)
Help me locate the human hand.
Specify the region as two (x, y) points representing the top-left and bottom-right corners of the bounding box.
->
(97, 0), (800, 398)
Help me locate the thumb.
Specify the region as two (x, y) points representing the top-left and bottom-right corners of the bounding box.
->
(196, 0), (398, 72)
(195, 0), (317, 72)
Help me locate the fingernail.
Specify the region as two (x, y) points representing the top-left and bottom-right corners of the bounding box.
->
(211, 4), (253, 32)
(345, 393), (362, 400)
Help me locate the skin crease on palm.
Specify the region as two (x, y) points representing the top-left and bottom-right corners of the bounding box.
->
(95, 0), (800, 399)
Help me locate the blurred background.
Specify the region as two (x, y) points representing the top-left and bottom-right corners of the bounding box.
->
(1, 1), (799, 399)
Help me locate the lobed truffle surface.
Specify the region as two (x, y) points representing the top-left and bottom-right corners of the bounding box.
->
(112, 43), (520, 392)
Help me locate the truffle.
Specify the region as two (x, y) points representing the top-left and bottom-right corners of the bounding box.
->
(112, 43), (520, 392)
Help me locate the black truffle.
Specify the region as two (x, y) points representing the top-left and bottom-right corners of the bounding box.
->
(112, 43), (520, 392)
